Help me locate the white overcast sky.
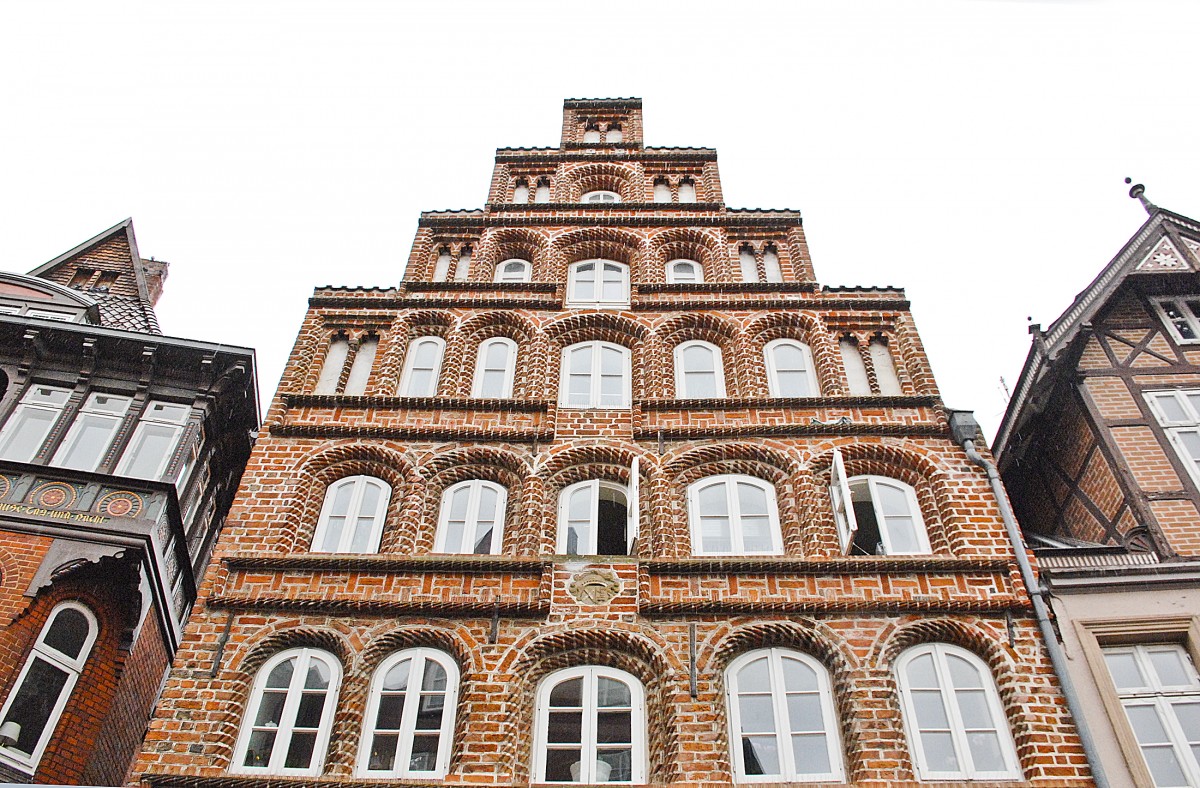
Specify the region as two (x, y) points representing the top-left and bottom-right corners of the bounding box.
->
(2, 0), (1197, 440)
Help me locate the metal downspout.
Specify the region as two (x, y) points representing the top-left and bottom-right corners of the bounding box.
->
(959, 437), (1110, 788)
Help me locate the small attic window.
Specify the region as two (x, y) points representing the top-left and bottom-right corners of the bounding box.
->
(69, 269), (95, 289)
(582, 190), (620, 204)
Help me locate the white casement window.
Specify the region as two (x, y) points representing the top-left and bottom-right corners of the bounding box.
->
(232, 648), (341, 777)
(840, 338), (871, 395)
(1154, 297), (1200, 344)
(513, 180), (530, 204)
(666, 259), (704, 284)
(472, 338), (518, 398)
(687, 475), (782, 556)
(314, 336), (350, 394)
(764, 339), (818, 397)
(678, 179), (697, 203)
(495, 258), (532, 283)
(674, 341), (725, 398)
(870, 339), (903, 395)
(436, 480), (507, 554)
(343, 336), (378, 396)
(606, 125), (623, 144)
(582, 190), (621, 204)
(1146, 389), (1200, 488)
(829, 450), (931, 556)
(311, 475), (391, 553)
(50, 392), (131, 471)
(399, 336), (445, 397)
(0, 602), (97, 774)
(432, 248), (453, 282)
(896, 643), (1021, 781)
(356, 649), (459, 778)
(558, 474), (636, 556)
(567, 260), (629, 308)
(762, 246), (783, 282)
(1103, 643), (1200, 786)
(583, 127), (602, 143)
(115, 400), (191, 480)
(653, 180), (672, 203)
(533, 666), (646, 784)
(726, 649), (844, 783)
(560, 342), (631, 409)
(0, 385), (71, 463)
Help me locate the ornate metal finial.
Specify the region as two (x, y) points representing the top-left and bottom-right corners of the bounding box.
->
(1125, 177), (1158, 216)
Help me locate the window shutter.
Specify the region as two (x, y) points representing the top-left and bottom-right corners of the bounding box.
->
(627, 456), (640, 553)
(830, 448), (857, 553)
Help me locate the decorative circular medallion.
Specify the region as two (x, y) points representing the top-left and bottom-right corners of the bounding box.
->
(0, 474), (11, 500)
(568, 569), (622, 606)
(97, 491), (144, 518)
(30, 482), (76, 509)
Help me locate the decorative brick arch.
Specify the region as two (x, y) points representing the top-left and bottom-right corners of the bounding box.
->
(496, 623), (685, 784)
(656, 312), (745, 398)
(548, 226), (650, 282)
(414, 446), (535, 555)
(475, 227), (552, 281)
(454, 311), (539, 398)
(561, 161), (643, 203)
(648, 226), (729, 283)
(280, 443), (418, 554)
(746, 311), (843, 396)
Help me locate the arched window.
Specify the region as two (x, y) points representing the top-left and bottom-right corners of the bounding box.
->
(653, 179), (672, 203)
(739, 245), (759, 283)
(687, 475), (782, 555)
(896, 644), (1020, 781)
(606, 125), (623, 144)
(726, 649), (844, 783)
(432, 247), (453, 282)
(840, 338), (871, 395)
(567, 260), (629, 308)
(436, 480), (506, 554)
(533, 666), (646, 784)
(666, 259), (704, 284)
(829, 453), (930, 556)
(494, 258), (532, 283)
(764, 339), (818, 397)
(0, 602), (97, 772)
(674, 341), (725, 398)
(558, 479), (633, 555)
(312, 475), (391, 553)
(513, 179), (530, 204)
(343, 335), (378, 396)
(472, 338), (517, 398)
(762, 245), (783, 283)
(583, 126), (602, 144)
(356, 649), (459, 778)
(870, 339), (903, 395)
(535, 178), (551, 203)
(232, 648), (341, 776)
(582, 190), (621, 204)
(399, 336), (445, 397)
(678, 178), (697, 203)
(560, 342), (631, 408)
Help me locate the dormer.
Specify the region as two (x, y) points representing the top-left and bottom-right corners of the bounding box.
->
(0, 271), (101, 324)
(561, 98), (643, 148)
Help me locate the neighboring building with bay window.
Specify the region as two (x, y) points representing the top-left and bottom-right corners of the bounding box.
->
(0, 219), (258, 784)
(132, 99), (1089, 786)
(996, 192), (1200, 787)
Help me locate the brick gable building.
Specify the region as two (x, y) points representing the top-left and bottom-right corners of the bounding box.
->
(0, 220), (258, 784)
(132, 99), (1090, 786)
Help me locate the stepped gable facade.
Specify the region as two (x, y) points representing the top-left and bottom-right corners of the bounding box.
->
(133, 99), (1089, 787)
(996, 194), (1200, 787)
(0, 219), (258, 784)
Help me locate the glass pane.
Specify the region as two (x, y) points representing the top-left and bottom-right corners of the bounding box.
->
(3, 657), (70, 756)
(1105, 651), (1147, 690)
(597, 677), (632, 707)
(254, 690), (287, 726)
(266, 658), (296, 689)
(737, 658), (771, 692)
(955, 689), (994, 730)
(737, 483), (770, 516)
(597, 710), (632, 743)
(1186, 392), (1200, 417)
(1172, 701), (1200, 739)
(305, 659), (330, 689)
(876, 483), (911, 517)
(42, 608), (91, 658)
(600, 346), (624, 375)
(920, 731), (960, 772)
(699, 515), (732, 553)
(1155, 394), (1190, 423)
(683, 371), (717, 398)
(415, 694), (444, 730)
(244, 729), (277, 767)
(740, 515), (774, 552)
(966, 731), (1006, 773)
(568, 487), (593, 522)
(885, 515), (922, 553)
(1179, 430), (1200, 464)
(486, 341), (510, 368)
(294, 692), (326, 727)
(781, 657), (818, 692)
(786, 694), (823, 731)
(422, 660), (447, 691)
(544, 748), (581, 782)
(0, 407), (58, 462)
(697, 483), (729, 516)
(597, 748), (632, 781)
(912, 690), (950, 729)
(409, 735), (440, 772)
(382, 659), (410, 691)
(1127, 704), (1171, 744)
(473, 520), (495, 554)
(55, 413), (117, 470)
(570, 345), (592, 374)
(742, 735), (780, 776)
(449, 485), (471, 520)
(121, 422), (179, 479)
(478, 486), (500, 521)
(905, 654), (938, 687)
(791, 733), (831, 775)
(550, 677), (583, 707)
(375, 694), (405, 730)
(548, 711), (583, 743)
(1150, 648), (1195, 687)
(407, 369), (433, 396)
(1143, 745), (1189, 787)
(319, 515), (345, 551)
(283, 730), (317, 769)
(365, 733), (398, 770)
(739, 695), (777, 734)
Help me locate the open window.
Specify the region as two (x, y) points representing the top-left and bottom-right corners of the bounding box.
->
(558, 465), (637, 556)
(830, 449), (931, 556)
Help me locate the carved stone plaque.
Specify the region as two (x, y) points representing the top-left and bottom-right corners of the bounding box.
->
(568, 569), (621, 606)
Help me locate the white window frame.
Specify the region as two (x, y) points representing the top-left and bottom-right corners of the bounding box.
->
(830, 455), (931, 556)
(582, 190), (621, 204)
(355, 648), (460, 778)
(114, 400), (191, 480)
(50, 392), (131, 471)
(399, 336), (445, 397)
(435, 479), (507, 554)
(566, 260), (630, 309)
(231, 648), (341, 777)
(764, 339), (818, 398)
(471, 337), (518, 398)
(0, 385), (72, 463)
(556, 478), (634, 555)
(687, 475), (783, 556)
(532, 665), (646, 784)
(896, 643), (1021, 781)
(495, 258), (532, 283)
(666, 259), (704, 284)
(559, 341), (632, 409)
(673, 340), (725, 399)
(725, 648), (845, 783)
(311, 475), (391, 554)
(1153, 296), (1200, 345)
(0, 602), (97, 774)
(1146, 389), (1200, 490)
